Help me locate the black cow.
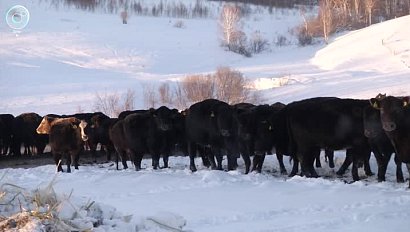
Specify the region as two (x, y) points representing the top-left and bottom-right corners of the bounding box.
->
(285, 97), (371, 181)
(363, 105), (402, 182)
(371, 95), (410, 187)
(236, 104), (287, 174)
(109, 118), (130, 170)
(185, 99), (240, 172)
(121, 111), (153, 170)
(87, 113), (116, 162)
(37, 116), (88, 172)
(0, 114), (14, 155)
(118, 109), (149, 120)
(12, 113), (48, 156)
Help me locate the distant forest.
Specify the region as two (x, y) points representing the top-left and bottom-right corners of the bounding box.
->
(208, 0), (318, 8)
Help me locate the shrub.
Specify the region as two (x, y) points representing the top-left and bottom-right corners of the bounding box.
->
(93, 89), (135, 117)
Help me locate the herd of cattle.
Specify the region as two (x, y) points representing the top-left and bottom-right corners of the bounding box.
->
(1, 95), (410, 187)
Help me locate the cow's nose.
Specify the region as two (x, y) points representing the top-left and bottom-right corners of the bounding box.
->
(82, 135), (89, 141)
(382, 121), (396, 132)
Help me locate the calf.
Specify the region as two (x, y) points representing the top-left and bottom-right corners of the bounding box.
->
(37, 116), (88, 172)
(371, 95), (410, 187)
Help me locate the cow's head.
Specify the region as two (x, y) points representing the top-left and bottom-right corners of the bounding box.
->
(237, 110), (254, 141)
(78, 120), (89, 141)
(215, 105), (239, 138)
(36, 116), (56, 134)
(370, 95), (410, 132)
(152, 106), (175, 131)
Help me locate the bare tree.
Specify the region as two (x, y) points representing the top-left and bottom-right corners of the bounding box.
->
(158, 82), (174, 106)
(219, 4), (241, 49)
(213, 67), (250, 104)
(181, 74), (215, 103)
(93, 89), (135, 117)
(93, 92), (120, 117)
(364, 0), (375, 25)
(143, 84), (158, 108)
(123, 89), (136, 111)
(320, 0), (333, 43)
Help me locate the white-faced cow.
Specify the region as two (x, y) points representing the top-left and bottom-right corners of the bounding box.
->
(36, 116), (88, 172)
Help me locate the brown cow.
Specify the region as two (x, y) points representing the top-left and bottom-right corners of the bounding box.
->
(37, 116), (88, 172)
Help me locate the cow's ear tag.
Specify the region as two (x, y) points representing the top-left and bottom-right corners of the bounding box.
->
(403, 100), (409, 107)
(72, 125), (78, 129)
(370, 98), (380, 109)
(269, 125), (272, 131)
(210, 111), (215, 118)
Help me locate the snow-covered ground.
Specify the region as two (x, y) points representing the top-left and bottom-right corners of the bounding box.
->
(1, 154), (410, 232)
(1, 0), (410, 231)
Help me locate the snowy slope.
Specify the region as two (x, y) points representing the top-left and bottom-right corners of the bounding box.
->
(0, 0), (302, 115)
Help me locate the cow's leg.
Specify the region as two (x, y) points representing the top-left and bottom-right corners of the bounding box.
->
(276, 153), (287, 175)
(201, 147), (212, 168)
(73, 151), (80, 170)
(215, 152), (223, 171)
(364, 151), (373, 176)
(106, 145), (114, 162)
(188, 142), (197, 172)
(325, 149), (335, 168)
(373, 149), (388, 182)
(256, 153), (266, 173)
(315, 151), (322, 168)
(134, 154), (143, 171)
(152, 153), (160, 170)
(121, 151), (128, 170)
(406, 163), (410, 188)
(394, 155), (404, 183)
(251, 155), (260, 172)
(162, 154), (169, 168)
(336, 151), (352, 176)
(88, 142), (98, 163)
(66, 154), (72, 173)
(54, 153), (63, 172)
(242, 152), (251, 174)
(289, 156), (299, 177)
(351, 149), (362, 182)
(308, 149), (319, 177)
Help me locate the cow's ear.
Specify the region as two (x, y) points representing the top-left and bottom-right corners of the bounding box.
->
(149, 108), (157, 117)
(403, 97), (410, 107)
(369, 98), (381, 110)
(210, 111), (215, 118)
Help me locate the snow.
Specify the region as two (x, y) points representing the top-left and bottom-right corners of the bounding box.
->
(1, 155), (410, 231)
(1, 0), (410, 231)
